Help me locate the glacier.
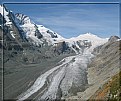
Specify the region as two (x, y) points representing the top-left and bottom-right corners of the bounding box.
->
(17, 46), (99, 101)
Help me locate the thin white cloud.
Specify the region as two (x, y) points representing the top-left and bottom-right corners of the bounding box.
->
(31, 4), (119, 38)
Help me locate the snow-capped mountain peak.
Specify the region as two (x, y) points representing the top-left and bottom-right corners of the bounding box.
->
(77, 33), (108, 49)
(0, 5), (12, 25)
(11, 13), (44, 46)
(15, 13), (33, 25)
(14, 13), (64, 46)
(37, 25), (64, 45)
(1, 5), (108, 54)
(71, 32), (107, 45)
(78, 32), (99, 38)
(77, 32), (104, 40)
(64, 32), (108, 53)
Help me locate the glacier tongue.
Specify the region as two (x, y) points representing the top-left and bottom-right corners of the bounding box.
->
(40, 48), (93, 100)
(60, 51), (93, 97)
(40, 64), (67, 100)
(17, 46), (94, 101)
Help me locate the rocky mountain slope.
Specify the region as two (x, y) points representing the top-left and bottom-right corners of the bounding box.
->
(66, 36), (121, 101)
(0, 5), (120, 101)
(87, 36), (121, 100)
(0, 5), (69, 66)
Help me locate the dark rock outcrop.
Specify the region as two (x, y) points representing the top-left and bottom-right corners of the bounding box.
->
(108, 36), (120, 42)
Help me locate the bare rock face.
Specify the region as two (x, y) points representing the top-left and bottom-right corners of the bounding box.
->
(87, 39), (121, 100)
(52, 41), (71, 54)
(108, 36), (120, 42)
(93, 35), (120, 55)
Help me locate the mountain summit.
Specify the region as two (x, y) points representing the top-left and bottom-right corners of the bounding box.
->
(0, 5), (108, 54)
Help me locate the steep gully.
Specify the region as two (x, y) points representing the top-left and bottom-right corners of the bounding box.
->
(17, 47), (93, 101)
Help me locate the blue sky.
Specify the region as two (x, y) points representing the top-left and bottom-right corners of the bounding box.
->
(1, 0), (120, 3)
(1, 0), (120, 38)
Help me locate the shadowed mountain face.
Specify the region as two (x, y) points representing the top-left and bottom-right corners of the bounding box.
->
(0, 5), (69, 65)
(0, 5), (120, 101)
